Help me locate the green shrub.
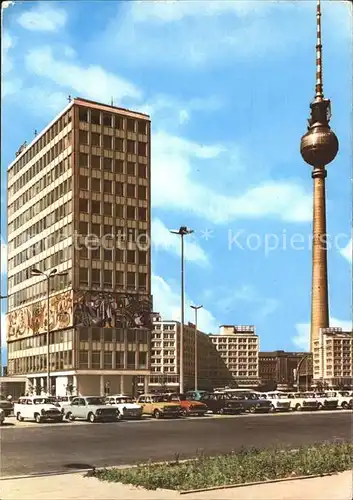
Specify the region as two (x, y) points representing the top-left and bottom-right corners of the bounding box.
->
(93, 442), (353, 491)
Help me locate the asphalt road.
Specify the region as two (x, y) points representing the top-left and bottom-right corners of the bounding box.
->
(1, 412), (351, 478)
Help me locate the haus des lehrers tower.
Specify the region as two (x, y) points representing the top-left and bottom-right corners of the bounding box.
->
(300, 0), (339, 353)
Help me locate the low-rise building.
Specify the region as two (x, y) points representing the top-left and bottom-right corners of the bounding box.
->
(313, 327), (353, 388)
(259, 350), (312, 390)
(209, 325), (259, 387)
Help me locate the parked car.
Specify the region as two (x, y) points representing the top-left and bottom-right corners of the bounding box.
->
(226, 392), (272, 413)
(190, 392), (244, 415)
(136, 394), (182, 419)
(286, 392), (318, 411)
(182, 390), (209, 401)
(55, 395), (76, 413)
(165, 393), (208, 416)
(14, 396), (63, 423)
(324, 391), (352, 410)
(0, 394), (13, 417)
(64, 396), (117, 423)
(0, 408), (5, 425)
(258, 392), (291, 412)
(313, 392), (338, 410)
(105, 395), (143, 420)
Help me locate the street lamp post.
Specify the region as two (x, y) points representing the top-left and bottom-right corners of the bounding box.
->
(170, 226), (193, 394)
(31, 268), (68, 395)
(190, 305), (202, 391)
(0, 294), (8, 377)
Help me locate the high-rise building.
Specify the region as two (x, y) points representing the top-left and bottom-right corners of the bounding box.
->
(209, 325), (259, 387)
(313, 327), (353, 388)
(141, 316), (232, 392)
(6, 97), (152, 397)
(300, 0), (339, 352)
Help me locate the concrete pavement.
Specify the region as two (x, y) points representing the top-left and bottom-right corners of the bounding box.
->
(1, 470), (352, 500)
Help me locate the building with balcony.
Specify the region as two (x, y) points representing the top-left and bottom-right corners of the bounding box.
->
(6, 97), (152, 397)
(209, 325), (259, 387)
(313, 327), (353, 388)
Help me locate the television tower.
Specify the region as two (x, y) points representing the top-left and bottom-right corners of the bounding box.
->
(300, 0), (339, 352)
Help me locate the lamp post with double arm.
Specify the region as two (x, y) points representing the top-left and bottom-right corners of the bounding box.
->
(170, 226), (193, 394)
(190, 305), (203, 391)
(31, 268), (68, 395)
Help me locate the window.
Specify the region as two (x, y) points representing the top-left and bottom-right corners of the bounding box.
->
(127, 351), (135, 368)
(115, 160), (124, 173)
(139, 273), (147, 288)
(92, 351), (101, 369)
(138, 207), (147, 221)
(91, 110), (100, 125)
(127, 184), (135, 197)
(92, 200), (100, 214)
(138, 186), (147, 199)
(104, 202), (112, 216)
(92, 223), (101, 236)
(79, 351), (89, 368)
(138, 121), (147, 135)
(127, 250), (135, 263)
(138, 142), (147, 156)
(116, 351), (124, 368)
(127, 272), (135, 287)
(115, 116), (124, 130)
(138, 163), (146, 178)
(79, 268), (88, 284)
(80, 247), (88, 258)
(116, 249), (124, 262)
(104, 249), (113, 261)
(91, 248), (100, 260)
(127, 140), (135, 154)
(79, 175), (88, 189)
(104, 180), (112, 193)
(103, 113), (112, 127)
(91, 133), (100, 146)
(115, 138), (124, 152)
(116, 271), (123, 285)
(103, 135), (112, 149)
(104, 352), (112, 369)
(80, 329), (89, 341)
(127, 206), (135, 219)
(92, 178), (101, 191)
(104, 270), (112, 285)
(127, 162), (135, 175)
(127, 119), (135, 132)
(115, 182), (124, 196)
(79, 221), (88, 235)
(103, 158), (112, 171)
(92, 269), (100, 285)
(79, 199), (88, 212)
(79, 130), (88, 144)
(138, 251), (147, 265)
(116, 204), (124, 217)
(91, 155), (100, 169)
(79, 108), (88, 122)
(79, 153), (88, 167)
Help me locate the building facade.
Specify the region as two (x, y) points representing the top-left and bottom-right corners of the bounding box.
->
(139, 316), (232, 392)
(259, 350), (312, 390)
(313, 327), (353, 388)
(209, 325), (259, 387)
(6, 97), (153, 397)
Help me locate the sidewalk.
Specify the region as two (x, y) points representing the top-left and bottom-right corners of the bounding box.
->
(1, 470), (352, 500)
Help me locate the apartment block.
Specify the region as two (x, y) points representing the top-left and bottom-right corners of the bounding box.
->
(6, 97), (152, 397)
(313, 327), (353, 387)
(139, 315), (232, 392)
(209, 325), (259, 387)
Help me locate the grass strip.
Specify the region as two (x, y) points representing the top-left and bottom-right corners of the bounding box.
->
(92, 442), (353, 491)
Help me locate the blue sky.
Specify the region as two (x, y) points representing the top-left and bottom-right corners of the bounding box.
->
(1, 0), (352, 367)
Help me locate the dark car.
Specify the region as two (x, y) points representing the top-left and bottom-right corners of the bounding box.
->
(0, 395), (13, 417)
(194, 392), (244, 415)
(226, 392), (272, 413)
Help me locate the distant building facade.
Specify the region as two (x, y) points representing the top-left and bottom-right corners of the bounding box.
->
(259, 350), (312, 390)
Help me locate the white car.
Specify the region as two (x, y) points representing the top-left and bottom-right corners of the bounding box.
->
(105, 395), (143, 420)
(56, 395), (76, 414)
(325, 391), (351, 410)
(313, 392), (338, 410)
(286, 392), (318, 411)
(14, 396), (63, 423)
(260, 392), (291, 412)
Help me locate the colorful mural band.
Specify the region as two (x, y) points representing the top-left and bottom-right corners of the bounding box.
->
(6, 291), (153, 341)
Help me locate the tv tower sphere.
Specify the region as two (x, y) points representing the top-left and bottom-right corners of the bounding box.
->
(300, 119), (339, 167)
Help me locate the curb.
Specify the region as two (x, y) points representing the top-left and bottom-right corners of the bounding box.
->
(178, 472), (336, 494)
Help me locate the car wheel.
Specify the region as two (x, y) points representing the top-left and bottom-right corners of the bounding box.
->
(317, 403), (323, 410)
(56, 416), (64, 423)
(116, 411), (123, 421)
(35, 413), (42, 424)
(88, 412), (96, 423)
(181, 409), (188, 417)
(219, 408), (225, 415)
(341, 402), (348, 410)
(270, 404), (276, 413)
(153, 409), (162, 419)
(295, 404), (302, 411)
(249, 406), (256, 414)
(16, 412), (24, 422)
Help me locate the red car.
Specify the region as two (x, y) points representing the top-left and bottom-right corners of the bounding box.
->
(163, 393), (208, 417)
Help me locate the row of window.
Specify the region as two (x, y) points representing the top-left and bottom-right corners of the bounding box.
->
(78, 268), (147, 289)
(79, 247), (148, 264)
(78, 203), (147, 221)
(78, 350), (147, 370)
(78, 107), (148, 135)
(78, 226), (148, 246)
(80, 158), (147, 177)
(79, 180), (147, 199)
(79, 328), (148, 343)
(10, 178), (71, 232)
(8, 351), (73, 375)
(79, 131), (147, 156)
(10, 112), (72, 178)
(9, 201), (71, 252)
(8, 331), (74, 352)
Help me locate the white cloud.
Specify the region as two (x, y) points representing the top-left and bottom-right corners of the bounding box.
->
(2, 31), (15, 74)
(340, 238), (352, 264)
(17, 3), (67, 32)
(152, 219), (208, 266)
(293, 317), (353, 351)
(152, 131), (312, 223)
(25, 46), (142, 103)
(152, 275), (218, 333)
(0, 242), (7, 275)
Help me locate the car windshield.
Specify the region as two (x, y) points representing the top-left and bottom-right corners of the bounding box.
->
(151, 395), (170, 402)
(33, 398), (54, 405)
(86, 397), (105, 405)
(116, 397), (134, 403)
